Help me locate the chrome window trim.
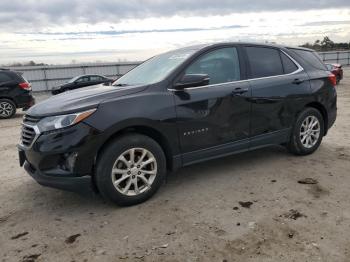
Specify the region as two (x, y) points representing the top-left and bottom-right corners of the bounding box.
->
(20, 123), (41, 149)
(168, 49), (304, 92)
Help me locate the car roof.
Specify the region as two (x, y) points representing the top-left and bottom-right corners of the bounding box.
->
(175, 42), (315, 52)
(74, 74), (106, 78)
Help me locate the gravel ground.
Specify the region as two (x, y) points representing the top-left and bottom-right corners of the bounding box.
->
(1, 69), (350, 262)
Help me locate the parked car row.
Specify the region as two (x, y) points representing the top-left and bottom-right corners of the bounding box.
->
(17, 42), (338, 206)
(51, 75), (115, 95)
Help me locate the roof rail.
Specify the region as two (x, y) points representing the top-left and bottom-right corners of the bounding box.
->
(0, 68), (10, 71)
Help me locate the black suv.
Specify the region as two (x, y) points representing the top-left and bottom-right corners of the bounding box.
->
(0, 69), (35, 119)
(51, 74), (114, 95)
(18, 43), (337, 206)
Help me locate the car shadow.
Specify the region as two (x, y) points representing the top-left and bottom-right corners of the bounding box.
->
(166, 145), (289, 184)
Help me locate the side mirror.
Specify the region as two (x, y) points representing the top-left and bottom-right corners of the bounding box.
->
(175, 74), (210, 89)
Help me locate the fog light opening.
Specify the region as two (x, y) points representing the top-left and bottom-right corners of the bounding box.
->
(64, 152), (78, 172)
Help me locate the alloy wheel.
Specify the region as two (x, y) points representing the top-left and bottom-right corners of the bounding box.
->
(111, 148), (157, 196)
(299, 115), (320, 149)
(0, 102), (14, 117)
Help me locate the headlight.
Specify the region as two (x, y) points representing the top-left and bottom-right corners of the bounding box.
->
(37, 108), (96, 133)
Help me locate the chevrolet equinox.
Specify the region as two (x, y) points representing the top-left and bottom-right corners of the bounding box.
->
(18, 43), (337, 206)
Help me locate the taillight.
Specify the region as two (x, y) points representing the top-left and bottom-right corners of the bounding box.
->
(19, 82), (31, 90)
(328, 74), (336, 87)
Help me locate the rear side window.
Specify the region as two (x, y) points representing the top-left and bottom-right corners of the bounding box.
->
(281, 52), (298, 74)
(90, 76), (102, 81)
(185, 47), (241, 85)
(291, 49), (326, 70)
(246, 47), (283, 78)
(0, 72), (13, 82)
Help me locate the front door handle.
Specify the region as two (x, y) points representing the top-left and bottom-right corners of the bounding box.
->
(292, 79), (304, 85)
(232, 87), (248, 96)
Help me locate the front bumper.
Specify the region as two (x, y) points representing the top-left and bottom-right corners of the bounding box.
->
(23, 161), (94, 194)
(18, 122), (103, 194)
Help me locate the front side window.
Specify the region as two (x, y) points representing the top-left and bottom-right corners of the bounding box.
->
(76, 77), (89, 83)
(246, 47), (284, 78)
(185, 47), (241, 85)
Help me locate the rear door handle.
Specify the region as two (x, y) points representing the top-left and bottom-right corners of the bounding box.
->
(232, 87), (248, 96)
(292, 79), (304, 85)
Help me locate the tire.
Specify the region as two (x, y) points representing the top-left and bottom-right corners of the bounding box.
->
(287, 108), (324, 155)
(0, 99), (16, 119)
(95, 134), (166, 206)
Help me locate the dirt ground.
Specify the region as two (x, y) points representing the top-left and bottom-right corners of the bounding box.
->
(1, 69), (350, 262)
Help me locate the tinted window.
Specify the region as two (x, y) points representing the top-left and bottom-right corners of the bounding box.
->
(90, 76), (102, 81)
(281, 52), (298, 74)
(291, 49), (327, 70)
(246, 47), (283, 78)
(0, 72), (12, 82)
(76, 76), (89, 83)
(185, 47), (240, 85)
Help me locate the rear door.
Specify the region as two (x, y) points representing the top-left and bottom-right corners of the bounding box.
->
(243, 46), (311, 147)
(172, 46), (251, 164)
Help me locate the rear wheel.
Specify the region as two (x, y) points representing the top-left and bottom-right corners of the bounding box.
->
(287, 108), (324, 155)
(0, 99), (16, 119)
(95, 134), (166, 206)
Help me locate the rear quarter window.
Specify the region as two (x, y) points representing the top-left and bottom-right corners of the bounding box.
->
(290, 49), (326, 71)
(281, 52), (299, 74)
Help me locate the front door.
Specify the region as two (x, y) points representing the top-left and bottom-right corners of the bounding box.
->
(172, 47), (251, 165)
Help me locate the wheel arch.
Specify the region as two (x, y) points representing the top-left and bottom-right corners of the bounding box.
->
(95, 125), (176, 173)
(305, 102), (328, 135)
(0, 96), (17, 107)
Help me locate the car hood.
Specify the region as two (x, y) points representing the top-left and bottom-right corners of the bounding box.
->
(27, 84), (147, 117)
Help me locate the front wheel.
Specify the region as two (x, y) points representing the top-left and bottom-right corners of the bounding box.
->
(287, 108), (324, 155)
(95, 134), (166, 206)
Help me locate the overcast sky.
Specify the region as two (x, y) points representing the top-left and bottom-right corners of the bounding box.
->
(1, 0), (350, 64)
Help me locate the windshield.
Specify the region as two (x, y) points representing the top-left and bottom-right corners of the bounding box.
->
(113, 49), (196, 86)
(68, 76), (80, 83)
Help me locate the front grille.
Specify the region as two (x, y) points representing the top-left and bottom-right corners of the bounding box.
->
(21, 125), (37, 147)
(21, 114), (41, 147)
